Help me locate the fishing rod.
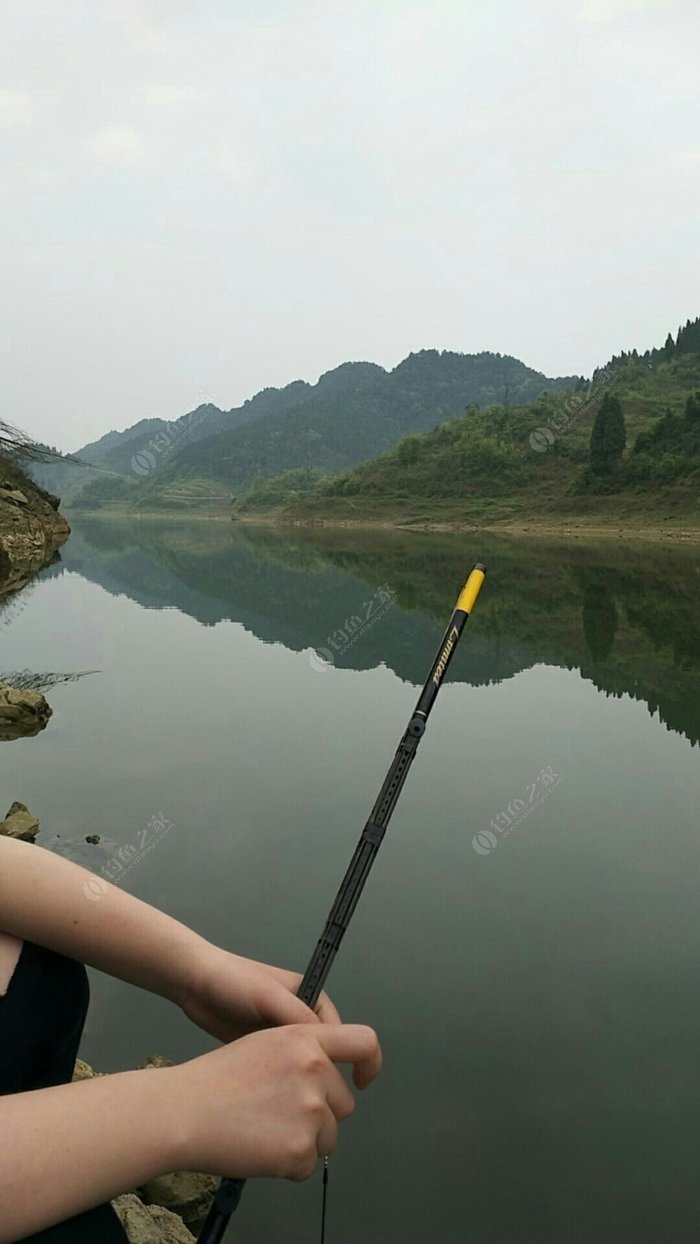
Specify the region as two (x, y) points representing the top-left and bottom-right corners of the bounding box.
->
(197, 562), (487, 1244)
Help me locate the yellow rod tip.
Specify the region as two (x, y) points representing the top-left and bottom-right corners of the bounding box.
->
(456, 566), (486, 614)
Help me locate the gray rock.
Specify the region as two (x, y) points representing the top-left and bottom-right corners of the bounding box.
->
(0, 487), (29, 505)
(0, 801), (39, 840)
(140, 1055), (175, 1070)
(111, 1194), (195, 1243)
(140, 1171), (218, 1235)
(72, 1059), (96, 1081)
(0, 462), (70, 590)
(0, 685), (52, 740)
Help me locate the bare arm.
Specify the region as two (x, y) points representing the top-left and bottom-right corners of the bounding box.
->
(0, 1025), (380, 1242)
(0, 1068), (181, 1241)
(0, 836), (382, 1238)
(0, 835), (340, 1038)
(0, 835), (206, 1005)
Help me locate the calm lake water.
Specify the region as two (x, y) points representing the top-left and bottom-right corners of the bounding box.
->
(2, 518), (700, 1244)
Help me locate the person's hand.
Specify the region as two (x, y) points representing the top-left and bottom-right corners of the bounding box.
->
(175, 942), (340, 1042)
(168, 1023), (382, 1179)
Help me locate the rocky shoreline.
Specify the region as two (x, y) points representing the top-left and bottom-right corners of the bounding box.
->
(0, 685), (53, 741)
(0, 457), (70, 593)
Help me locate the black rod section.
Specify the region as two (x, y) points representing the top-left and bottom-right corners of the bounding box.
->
(197, 563), (486, 1244)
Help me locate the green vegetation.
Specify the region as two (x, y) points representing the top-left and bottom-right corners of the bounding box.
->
(623, 392), (700, 487)
(130, 476), (232, 511)
(29, 319), (700, 527)
(229, 468), (333, 513)
(28, 405), (233, 504)
(28, 419), (172, 503)
(29, 353), (576, 509)
(589, 393), (626, 476)
(231, 320), (700, 525)
(132, 352), (577, 506)
(72, 475), (134, 508)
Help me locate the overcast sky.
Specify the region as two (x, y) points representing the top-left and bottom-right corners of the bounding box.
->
(2, 0), (698, 449)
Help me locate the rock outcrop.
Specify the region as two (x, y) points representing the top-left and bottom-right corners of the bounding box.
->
(112, 1195), (195, 1244)
(0, 801), (40, 840)
(0, 685), (52, 740)
(139, 1172), (218, 1237)
(0, 457), (70, 592)
(73, 1058), (101, 1081)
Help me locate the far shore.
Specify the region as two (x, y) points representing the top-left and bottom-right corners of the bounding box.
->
(66, 503), (700, 545)
(236, 515), (700, 544)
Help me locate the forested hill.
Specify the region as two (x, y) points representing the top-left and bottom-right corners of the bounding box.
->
(29, 378), (321, 503)
(232, 319), (700, 524)
(30, 405), (230, 503)
(31, 350), (576, 506)
(131, 351), (578, 504)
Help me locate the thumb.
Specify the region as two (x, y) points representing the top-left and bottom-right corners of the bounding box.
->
(265, 984), (319, 1027)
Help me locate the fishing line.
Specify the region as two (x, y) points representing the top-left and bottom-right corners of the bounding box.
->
(320, 1156), (329, 1244)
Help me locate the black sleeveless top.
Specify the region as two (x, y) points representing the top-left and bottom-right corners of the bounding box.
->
(0, 941), (128, 1242)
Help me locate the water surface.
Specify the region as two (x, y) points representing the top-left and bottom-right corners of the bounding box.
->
(2, 519), (700, 1243)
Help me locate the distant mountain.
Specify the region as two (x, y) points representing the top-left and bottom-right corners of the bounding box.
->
(29, 407), (229, 502)
(79, 418), (172, 464)
(27, 348), (577, 507)
(232, 320), (700, 525)
(132, 351), (578, 505)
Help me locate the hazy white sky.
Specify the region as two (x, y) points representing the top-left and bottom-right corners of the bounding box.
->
(2, 0), (698, 449)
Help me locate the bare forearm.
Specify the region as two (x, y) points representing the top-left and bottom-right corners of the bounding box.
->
(0, 836), (207, 1003)
(0, 1069), (184, 1241)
